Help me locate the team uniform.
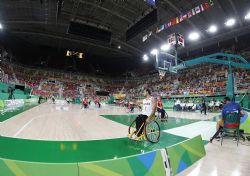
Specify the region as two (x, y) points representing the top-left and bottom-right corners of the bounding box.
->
(135, 97), (154, 136)
(51, 96), (55, 104)
(200, 99), (207, 115)
(157, 100), (166, 119)
(95, 98), (101, 108)
(210, 100), (244, 143)
(127, 102), (134, 113)
(218, 102), (242, 127)
(82, 98), (88, 109)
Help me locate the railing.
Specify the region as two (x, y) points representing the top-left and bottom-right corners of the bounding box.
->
(238, 88), (250, 111)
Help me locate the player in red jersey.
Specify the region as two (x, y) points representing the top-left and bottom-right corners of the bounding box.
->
(157, 97), (167, 120)
(95, 97), (101, 108)
(82, 97), (88, 109)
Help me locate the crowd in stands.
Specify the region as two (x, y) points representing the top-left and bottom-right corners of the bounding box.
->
(127, 63), (249, 98)
(0, 44), (249, 100)
(173, 98), (223, 112)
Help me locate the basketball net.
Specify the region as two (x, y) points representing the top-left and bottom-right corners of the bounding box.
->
(158, 70), (166, 80)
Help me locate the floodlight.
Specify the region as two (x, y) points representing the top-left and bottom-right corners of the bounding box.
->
(188, 32), (200, 41)
(225, 18), (235, 27)
(143, 54), (149, 61)
(207, 25), (217, 33)
(150, 49), (158, 55)
(245, 12), (250, 20)
(161, 44), (170, 51)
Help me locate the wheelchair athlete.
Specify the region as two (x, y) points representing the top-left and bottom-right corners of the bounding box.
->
(157, 96), (167, 120)
(129, 88), (157, 141)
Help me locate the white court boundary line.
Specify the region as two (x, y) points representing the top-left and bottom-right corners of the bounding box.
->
(13, 114), (44, 137)
(13, 118), (35, 137)
(163, 120), (217, 141)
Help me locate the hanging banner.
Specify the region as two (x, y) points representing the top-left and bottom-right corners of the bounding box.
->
(142, 0), (214, 42)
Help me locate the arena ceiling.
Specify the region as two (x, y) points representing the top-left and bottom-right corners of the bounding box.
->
(0, 0), (250, 61)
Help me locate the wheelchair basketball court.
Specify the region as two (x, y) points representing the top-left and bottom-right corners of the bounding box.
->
(1, 102), (250, 175)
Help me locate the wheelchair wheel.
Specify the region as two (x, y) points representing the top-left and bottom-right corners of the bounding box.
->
(161, 112), (168, 121)
(144, 121), (160, 143)
(128, 119), (136, 135)
(165, 112), (168, 119)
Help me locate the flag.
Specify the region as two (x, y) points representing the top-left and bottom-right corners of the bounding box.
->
(142, 35), (147, 42)
(201, 2), (210, 11)
(164, 23), (169, 29)
(170, 18), (177, 25)
(209, 0), (214, 6)
(195, 6), (201, 14)
(176, 17), (179, 24)
(167, 21), (172, 27)
(159, 24), (165, 32)
(155, 27), (160, 34)
(187, 10), (193, 18)
(182, 13), (188, 20)
(156, 27), (161, 33)
(200, 4), (204, 11)
(179, 15), (184, 22)
(144, 0), (214, 37)
(192, 8), (196, 15)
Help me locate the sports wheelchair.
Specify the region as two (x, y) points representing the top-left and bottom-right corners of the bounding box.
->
(128, 119), (161, 143)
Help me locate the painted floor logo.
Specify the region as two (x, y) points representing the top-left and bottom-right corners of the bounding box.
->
(5, 100), (24, 108)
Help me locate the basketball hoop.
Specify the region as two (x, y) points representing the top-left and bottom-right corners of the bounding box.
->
(158, 70), (166, 80)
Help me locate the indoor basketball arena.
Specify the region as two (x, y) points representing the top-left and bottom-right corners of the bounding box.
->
(0, 0), (250, 176)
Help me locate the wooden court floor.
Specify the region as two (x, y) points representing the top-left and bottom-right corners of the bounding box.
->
(0, 102), (249, 175)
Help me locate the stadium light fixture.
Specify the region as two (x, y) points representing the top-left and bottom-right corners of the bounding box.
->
(225, 18), (235, 27)
(150, 49), (158, 55)
(188, 32), (200, 41)
(0, 23), (3, 30)
(117, 45), (121, 49)
(143, 54), (149, 61)
(245, 12), (250, 20)
(161, 44), (170, 51)
(207, 25), (217, 33)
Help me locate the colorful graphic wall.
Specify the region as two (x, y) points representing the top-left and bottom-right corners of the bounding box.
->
(167, 135), (206, 175)
(0, 98), (38, 109)
(240, 111), (250, 133)
(78, 150), (167, 176)
(0, 135), (206, 176)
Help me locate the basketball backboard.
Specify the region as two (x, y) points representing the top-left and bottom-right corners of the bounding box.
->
(155, 51), (177, 73)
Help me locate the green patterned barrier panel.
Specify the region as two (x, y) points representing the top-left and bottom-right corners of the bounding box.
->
(0, 136), (207, 176)
(0, 158), (78, 176)
(240, 111), (250, 133)
(0, 100), (5, 108)
(163, 100), (174, 110)
(166, 135), (206, 175)
(78, 150), (166, 176)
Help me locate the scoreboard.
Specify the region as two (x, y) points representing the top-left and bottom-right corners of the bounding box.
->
(66, 50), (84, 59)
(167, 33), (185, 47)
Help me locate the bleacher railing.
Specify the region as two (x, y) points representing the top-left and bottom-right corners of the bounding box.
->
(238, 88), (250, 111)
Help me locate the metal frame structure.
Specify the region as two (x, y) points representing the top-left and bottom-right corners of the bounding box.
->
(164, 53), (250, 100)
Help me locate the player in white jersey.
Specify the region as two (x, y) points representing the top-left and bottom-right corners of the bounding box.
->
(132, 88), (157, 140)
